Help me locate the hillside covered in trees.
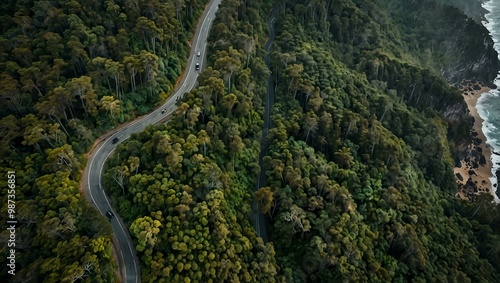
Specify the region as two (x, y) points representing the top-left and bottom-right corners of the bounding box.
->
(3, 0), (500, 282)
(104, 0), (500, 282)
(102, 0), (284, 281)
(0, 0), (210, 281)
(436, 0), (489, 23)
(260, 0), (500, 281)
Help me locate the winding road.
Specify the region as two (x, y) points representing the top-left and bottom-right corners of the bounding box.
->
(81, 0), (221, 282)
(252, 7), (278, 243)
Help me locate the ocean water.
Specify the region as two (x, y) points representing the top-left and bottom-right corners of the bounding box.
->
(477, 0), (500, 200)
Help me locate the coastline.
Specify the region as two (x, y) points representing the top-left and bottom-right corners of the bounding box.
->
(454, 82), (494, 200)
(482, 0), (500, 204)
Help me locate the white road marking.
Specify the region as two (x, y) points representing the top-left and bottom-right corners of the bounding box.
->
(86, 1), (221, 282)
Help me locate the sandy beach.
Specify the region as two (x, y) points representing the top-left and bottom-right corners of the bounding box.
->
(454, 82), (494, 200)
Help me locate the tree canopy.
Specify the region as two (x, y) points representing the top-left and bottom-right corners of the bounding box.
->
(2, 0), (500, 282)
(0, 0), (212, 281)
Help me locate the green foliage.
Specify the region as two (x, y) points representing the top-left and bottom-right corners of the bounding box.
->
(2, 0), (498, 281)
(376, 0), (498, 84)
(0, 0), (211, 281)
(0, 169), (115, 282)
(102, 0), (284, 281)
(260, 0), (500, 281)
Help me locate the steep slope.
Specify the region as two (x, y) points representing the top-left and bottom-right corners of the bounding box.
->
(377, 0), (498, 83)
(436, 0), (489, 23)
(261, 0), (500, 282)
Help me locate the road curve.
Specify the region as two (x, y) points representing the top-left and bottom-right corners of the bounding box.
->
(252, 7), (278, 243)
(81, 0), (221, 282)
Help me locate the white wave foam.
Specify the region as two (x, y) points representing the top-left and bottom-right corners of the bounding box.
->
(479, 0), (500, 202)
(489, 152), (500, 202)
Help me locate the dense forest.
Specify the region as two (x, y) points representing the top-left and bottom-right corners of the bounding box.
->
(102, 0), (285, 281)
(261, 0), (500, 281)
(3, 0), (500, 282)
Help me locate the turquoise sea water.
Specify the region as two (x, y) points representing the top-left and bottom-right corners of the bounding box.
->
(478, 0), (500, 199)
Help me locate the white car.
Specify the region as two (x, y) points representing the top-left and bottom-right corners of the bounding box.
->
(197, 51), (201, 57)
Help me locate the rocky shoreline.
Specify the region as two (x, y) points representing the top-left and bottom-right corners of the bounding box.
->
(493, 151), (500, 199)
(454, 79), (495, 201)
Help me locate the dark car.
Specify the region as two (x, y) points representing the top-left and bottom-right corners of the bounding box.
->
(112, 137), (119, 144)
(106, 211), (115, 219)
(195, 63), (200, 70)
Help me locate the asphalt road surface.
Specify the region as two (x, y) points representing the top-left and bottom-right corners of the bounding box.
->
(81, 0), (221, 282)
(252, 7), (278, 243)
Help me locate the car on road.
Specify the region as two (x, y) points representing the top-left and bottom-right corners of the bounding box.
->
(197, 51), (201, 57)
(161, 108), (167, 113)
(112, 137), (119, 144)
(106, 211), (115, 219)
(195, 63), (200, 70)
